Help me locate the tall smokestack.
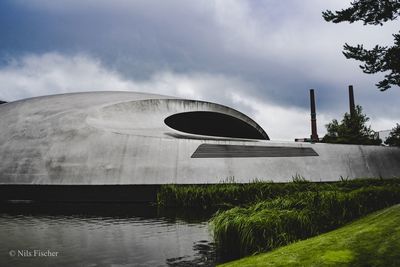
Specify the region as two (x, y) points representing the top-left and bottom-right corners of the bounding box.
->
(349, 85), (355, 118)
(310, 89), (319, 142)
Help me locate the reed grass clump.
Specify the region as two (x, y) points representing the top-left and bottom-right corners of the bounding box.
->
(157, 181), (320, 209)
(220, 204), (400, 267)
(157, 178), (400, 209)
(211, 186), (400, 259)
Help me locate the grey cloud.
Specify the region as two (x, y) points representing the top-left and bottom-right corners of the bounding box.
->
(0, 53), (397, 140)
(0, 0), (399, 133)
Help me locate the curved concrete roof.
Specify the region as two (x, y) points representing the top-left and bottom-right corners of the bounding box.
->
(0, 91), (269, 184)
(0, 91), (399, 185)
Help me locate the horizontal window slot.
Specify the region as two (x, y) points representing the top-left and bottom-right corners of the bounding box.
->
(191, 144), (319, 158)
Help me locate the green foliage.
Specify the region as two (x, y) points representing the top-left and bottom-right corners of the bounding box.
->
(291, 173), (309, 183)
(157, 178), (399, 209)
(321, 105), (382, 145)
(385, 123), (400, 146)
(323, 0), (400, 90)
(211, 185), (400, 260)
(158, 181), (330, 210)
(157, 182), (262, 210)
(219, 204), (400, 267)
(322, 0), (400, 25)
(157, 181), (318, 210)
(157, 178), (400, 262)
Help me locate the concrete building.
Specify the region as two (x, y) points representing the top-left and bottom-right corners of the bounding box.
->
(0, 91), (399, 201)
(378, 129), (392, 144)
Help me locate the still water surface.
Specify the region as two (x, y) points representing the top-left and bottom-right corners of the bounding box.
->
(0, 203), (216, 267)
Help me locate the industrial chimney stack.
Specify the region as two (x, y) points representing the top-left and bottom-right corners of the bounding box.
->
(310, 89), (319, 142)
(349, 85), (355, 118)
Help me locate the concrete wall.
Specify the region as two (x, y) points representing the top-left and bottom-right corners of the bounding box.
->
(0, 91), (399, 185)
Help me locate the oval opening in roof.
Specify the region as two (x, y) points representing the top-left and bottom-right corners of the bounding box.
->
(164, 111), (267, 140)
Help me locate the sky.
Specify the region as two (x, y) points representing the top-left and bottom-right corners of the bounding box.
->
(0, 0), (399, 140)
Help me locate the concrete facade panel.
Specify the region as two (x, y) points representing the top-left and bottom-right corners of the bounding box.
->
(0, 91), (399, 185)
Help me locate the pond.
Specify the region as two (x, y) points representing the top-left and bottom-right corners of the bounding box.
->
(0, 203), (216, 267)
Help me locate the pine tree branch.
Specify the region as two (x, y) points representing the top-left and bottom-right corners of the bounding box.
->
(323, 0), (400, 25)
(340, 32), (400, 90)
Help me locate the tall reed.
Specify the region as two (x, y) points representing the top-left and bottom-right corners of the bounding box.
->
(211, 185), (400, 260)
(157, 178), (400, 209)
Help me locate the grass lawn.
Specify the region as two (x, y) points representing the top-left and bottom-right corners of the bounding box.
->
(219, 204), (400, 267)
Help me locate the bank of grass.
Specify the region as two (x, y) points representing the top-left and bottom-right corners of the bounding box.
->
(157, 177), (400, 209)
(211, 186), (400, 260)
(219, 204), (400, 267)
(157, 177), (400, 262)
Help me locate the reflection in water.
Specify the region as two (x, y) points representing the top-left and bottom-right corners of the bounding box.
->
(0, 203), (216, 267)
(167, 240), (216, 267)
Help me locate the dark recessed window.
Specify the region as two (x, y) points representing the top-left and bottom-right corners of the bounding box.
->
(191, 144), (318, 158)
(164, 111), (267, 140)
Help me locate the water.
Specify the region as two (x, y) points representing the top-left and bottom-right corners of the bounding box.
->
(0, 203), (216, 267)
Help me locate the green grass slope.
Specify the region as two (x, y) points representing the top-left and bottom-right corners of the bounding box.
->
(219, 204), (400, 267)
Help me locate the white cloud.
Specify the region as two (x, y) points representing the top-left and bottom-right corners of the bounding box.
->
(0, 53), (134, 100)
(0, 52), (396, 140)
(370, 117), (399, 132)
(7, 0), (400, 113)
(211, 0), (398, 83)
(0, 53), (314, 140)
(0, 53), (252, 108)
(229, 91), (334, 140)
